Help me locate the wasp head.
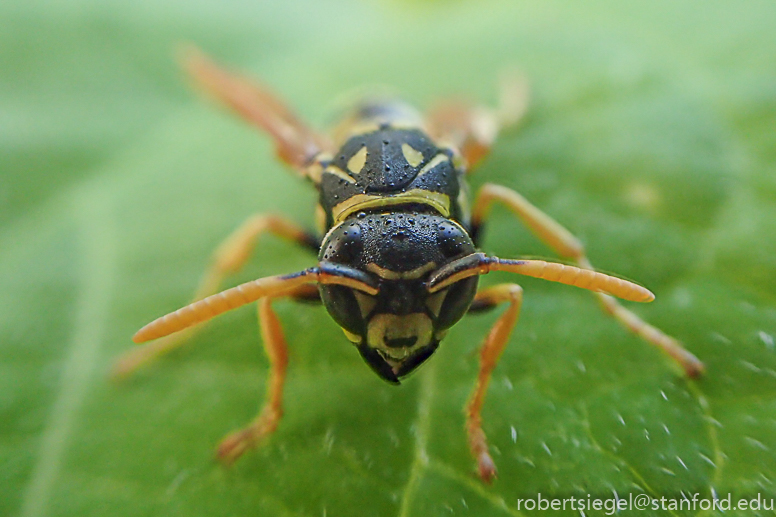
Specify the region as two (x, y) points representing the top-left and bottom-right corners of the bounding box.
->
(318, 211), (478, 383)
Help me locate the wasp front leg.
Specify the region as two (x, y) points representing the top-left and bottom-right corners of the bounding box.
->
(465, 283), (523, 482)
(471, 183), (704, 377)
(426, 73), (528, 170)
(217, 289), (301, 463)
(112, 214), (317, 379)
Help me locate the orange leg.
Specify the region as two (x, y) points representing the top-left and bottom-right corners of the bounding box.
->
(426, 73), (528, 170)
(466, 283), (523, 482)
(183, 47), (330, 171)
(471, 183), (703, 377)
(112, 214), (316, 379)
(217, 296), (289, 463)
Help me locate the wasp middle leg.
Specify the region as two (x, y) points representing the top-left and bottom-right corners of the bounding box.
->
(471, 183), (704, 377)
(112, 214), (318, 379)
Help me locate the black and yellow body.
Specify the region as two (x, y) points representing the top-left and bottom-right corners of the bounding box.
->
(120, 50), (703, 483)
(310, 101), (478, 382)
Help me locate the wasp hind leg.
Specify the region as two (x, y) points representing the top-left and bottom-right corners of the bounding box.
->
(465, 283), (523, 482)
(112, 214), (318, 379)
(471, 183), (704, 377)
(426, 73), (528, 170)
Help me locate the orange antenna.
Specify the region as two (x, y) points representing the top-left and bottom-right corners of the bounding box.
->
(134, 265), (377, 343)
(428, 253), (654, 303)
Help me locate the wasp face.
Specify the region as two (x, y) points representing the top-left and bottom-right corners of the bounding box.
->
(318, 212), (478, 383)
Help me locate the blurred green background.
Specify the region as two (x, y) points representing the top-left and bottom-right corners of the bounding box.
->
(2, 0), (776, 516)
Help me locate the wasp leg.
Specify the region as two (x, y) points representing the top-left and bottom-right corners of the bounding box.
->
(471, 183), (704, 377)
(426, 73), (528, 170)
(466, 283), (523, 482)
(217, 293), (292, 463)
(112, 214), (317, 379)
(183, 47), (330, 172)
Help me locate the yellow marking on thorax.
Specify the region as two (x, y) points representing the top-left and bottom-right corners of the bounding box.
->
(401, 143), (424, 168)
(416, 153), (449, 179)
(366, 261), (437, 280)
(324, 165), (357, 184)
(347, 146), (367, 175)
(304, 153), (331, 184)
(332, 189), (451, 224)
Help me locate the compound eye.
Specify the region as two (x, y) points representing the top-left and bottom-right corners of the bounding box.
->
(434, 276), (478, 330)
(319, 222), (363, 264)
(319, 285), (372, 337)
(437, 221), (475, 259)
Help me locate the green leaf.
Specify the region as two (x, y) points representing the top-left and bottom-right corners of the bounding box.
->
(3, 1), (776, 516)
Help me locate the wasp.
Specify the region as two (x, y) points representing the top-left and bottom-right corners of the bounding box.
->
(115, 49), (704, 482)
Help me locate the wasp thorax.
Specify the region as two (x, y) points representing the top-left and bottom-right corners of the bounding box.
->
(317, 211), (478, 383)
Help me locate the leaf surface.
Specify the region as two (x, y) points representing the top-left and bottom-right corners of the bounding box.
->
(2, 1), (776, 516)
